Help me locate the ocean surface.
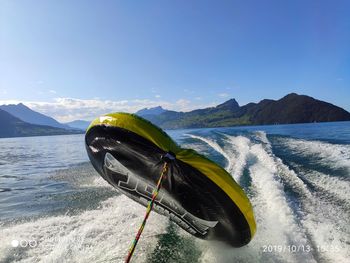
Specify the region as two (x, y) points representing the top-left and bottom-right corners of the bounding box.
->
(0, 121), (349, 263)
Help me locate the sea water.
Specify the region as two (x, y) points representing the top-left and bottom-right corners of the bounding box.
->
(0, 122), (349, 263)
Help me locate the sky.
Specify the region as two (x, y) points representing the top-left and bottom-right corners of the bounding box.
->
(0, 0), (349, 122)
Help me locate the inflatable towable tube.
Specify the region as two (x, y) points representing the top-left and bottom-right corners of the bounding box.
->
(85, 113), (256, 246)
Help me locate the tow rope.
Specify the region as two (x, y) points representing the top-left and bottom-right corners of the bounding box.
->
(125, 158), (171, 263)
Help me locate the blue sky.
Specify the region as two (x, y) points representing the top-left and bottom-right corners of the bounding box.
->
(0, 0), (349, 121)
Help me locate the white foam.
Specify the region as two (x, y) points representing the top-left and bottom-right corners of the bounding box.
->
(186, 134), (234, 172)
(0, 195), (168, 263)
(300, 198), (350, 263)
(189, 132), (314, 261)
(302, 170), (350, 205)
(256, 136), (350, 262)
(247, 143), (312, 262)
(222, 135), (251, 182)
(256, 135), (350, 262)
(275, 159), (312, 200)
(252, 132), (312, 199)
(187, 134), (254, 182)
(255, 131), (269, 143)
(281, 138), (350, 173)
(198, 134), (315, 263)
(189, 132), (350, 262)
(265, 164), (349, 260)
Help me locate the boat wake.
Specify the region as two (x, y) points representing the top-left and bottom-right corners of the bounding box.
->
(1, 131), (349, 263)
(189, 132), (350, 263)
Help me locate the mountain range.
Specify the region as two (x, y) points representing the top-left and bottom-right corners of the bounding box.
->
(0, 109), (81, 138)
(0, 103), (71, 129)
(64, 120), (91, 130)
(136, 93), (350, 129)
(137, 106), (166, 117)
(1, 93), (349, 138)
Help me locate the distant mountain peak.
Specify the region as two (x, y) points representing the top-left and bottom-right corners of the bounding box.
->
(0, 109), (82, 138)
(0, 103), (70, 130)
(216, 98), (239, 110)
(136, 106), (167, 116)
(283, 93), (300, 99)
(152, 106), (164, 110)
(64, 120), (91, 131)
(138, 93), (350, 129)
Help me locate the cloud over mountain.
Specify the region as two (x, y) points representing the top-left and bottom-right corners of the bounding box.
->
(0, 97), (215, 122)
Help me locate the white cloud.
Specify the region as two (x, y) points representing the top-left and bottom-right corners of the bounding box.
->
(0, 97), (216, 122)
(49, 90), (57, 94)
(175, 99), (191, 108)
(155, 94), (161, 98)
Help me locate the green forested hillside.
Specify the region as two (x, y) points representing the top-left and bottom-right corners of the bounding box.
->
(138, 94), (350, 129)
